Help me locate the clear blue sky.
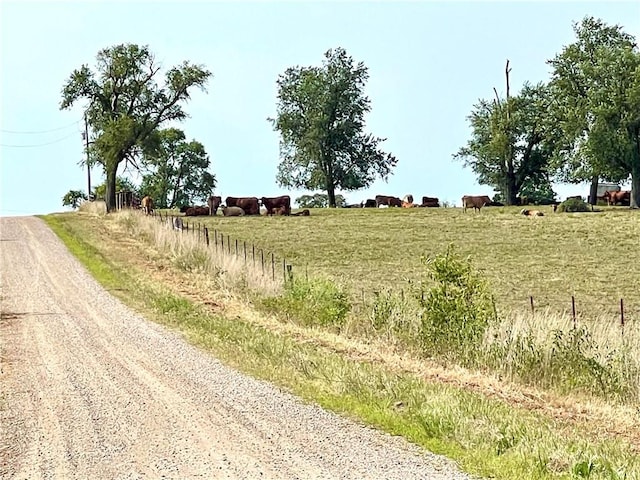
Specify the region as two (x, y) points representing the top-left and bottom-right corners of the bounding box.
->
(1, 1), (639, 216)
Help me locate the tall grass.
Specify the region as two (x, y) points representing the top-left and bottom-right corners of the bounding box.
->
(114, 209), (640, 405)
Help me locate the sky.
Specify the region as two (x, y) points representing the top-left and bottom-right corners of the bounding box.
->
(1, 1), (639, 216)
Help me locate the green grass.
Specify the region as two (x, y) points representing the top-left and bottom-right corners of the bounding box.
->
(39, 211), (640, 479)
(188, 206), (640, 321)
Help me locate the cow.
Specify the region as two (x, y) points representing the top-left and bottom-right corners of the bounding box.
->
(375, 195), (402, 208)
(521, 209), (544, 217)
(272, 205), (288, 216)
(420, 196), (440, 208)
(291, 209), (310, 216)
(221, 206), (245, 217)
(141, 196), (154, 215)
(361, 199), (377, 208)
(208, 195), (222, 216)
(184, 206), (210, 216)
(603, 190), (631, 206)
(462, 195), (491, 213)
(225, 196), (260, 216)
(261, 195), (291, 216)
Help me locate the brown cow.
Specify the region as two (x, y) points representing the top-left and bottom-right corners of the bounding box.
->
(420, 196), (440, 208)
(208, 195), (222, 216)
(221, 206), (245, 217)
(185, 206), (210, 216)
(261, 195), (291, 215)
(520, 209), (544, 217)
(604, 190), (631, 206)
(291, 209), (310, 216)
(225, 196), (260, 215)
(375, 195), (402, 207)
(141, 196), (154, 215)
(462, 195), (491, 213)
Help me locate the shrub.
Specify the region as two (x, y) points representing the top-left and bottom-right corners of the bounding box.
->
(415, 245), (497, 362)
(262, 277), (351, 330)
(557, 197), (590, 213)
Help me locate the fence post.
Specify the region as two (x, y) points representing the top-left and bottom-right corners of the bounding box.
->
(621, 298), (625, 332)
(283, 258), (286, 281)
(204, 227), (209, 246)
(530, 295), (534, 314)
(571, 296), (576, 328)
(221, 233), (224, 250)
(286, 264), (293, 283)
(235, 238), (238, 256)
(244, 241), (247, 263)
(261, 249), (264, 273)
(214, 229), (218, 249)
(271, 253), (275, 281)
(227, 235), (231, 254)
(252, 244), (255, 265)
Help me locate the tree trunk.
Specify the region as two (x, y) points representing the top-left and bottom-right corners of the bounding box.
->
(588, 176), (599, 205)
(105, 164), (118, 213)
(505, 171), (518, 205)
(631, 159), (640, 209)
(326, 181), (336, 208)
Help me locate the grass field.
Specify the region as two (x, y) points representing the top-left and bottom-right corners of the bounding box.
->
(171, 205), (640, 322)
(41, 207), (640, 479)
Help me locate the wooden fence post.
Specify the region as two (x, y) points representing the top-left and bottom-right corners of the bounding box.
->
(571, 296), (576, 328)
(530, 296), (534, 314)
(204, 227), (209, 246)
(271, 253), (275, 281)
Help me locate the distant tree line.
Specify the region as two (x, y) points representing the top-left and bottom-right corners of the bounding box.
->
(60, 16), (640, 211)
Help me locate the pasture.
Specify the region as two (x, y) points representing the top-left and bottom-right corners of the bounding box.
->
(189, 205), (640, 321)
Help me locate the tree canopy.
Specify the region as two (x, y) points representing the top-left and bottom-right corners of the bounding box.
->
(547, 17), (640, 207)
(270, 47), (398, 208)
(60, 43), (211, 212)
(454, 62), (554, 205)
(139, 128), (215, 209)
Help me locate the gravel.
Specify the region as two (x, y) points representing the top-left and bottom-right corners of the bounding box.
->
(0, 216), (477, 479)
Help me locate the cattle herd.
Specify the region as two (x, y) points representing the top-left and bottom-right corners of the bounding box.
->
(135, 188), (632, 218)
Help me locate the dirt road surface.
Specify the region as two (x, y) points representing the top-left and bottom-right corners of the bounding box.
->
(0, 216), (474, 479)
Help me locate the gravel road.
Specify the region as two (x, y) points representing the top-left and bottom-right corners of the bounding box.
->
(0, 216), (475, 479)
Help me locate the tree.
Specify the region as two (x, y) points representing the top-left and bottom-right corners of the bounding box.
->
(62, 190), (88, 209)
(92, 176), (139, 200)
(454, 62), (553, 205)
(60, 44), (211, 212)
(547, 17), (640, 207)
(139, 128), (215, 209)
(295, 193), (346, 208)
(269, 47), (398, 208)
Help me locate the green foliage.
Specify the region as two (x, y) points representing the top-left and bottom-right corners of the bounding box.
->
(270, 47), (398, 207)
(139, 128), (216, 209)
(263, 277), (351, 330)
(557, 197), (590, 212)
(454, 74), (554, 205)
(60, 43), (211, 211)
(62, 189), (88, 209)
(92, 176), (139, 200)
(295, 193), (346, 208)
(415, 245), (496, 361)
(548, 17), (640, 207)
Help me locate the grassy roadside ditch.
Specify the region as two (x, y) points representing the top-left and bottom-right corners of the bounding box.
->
(42, 211), (640, 480)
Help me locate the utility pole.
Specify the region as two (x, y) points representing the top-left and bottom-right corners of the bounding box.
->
(84, 113), (91, 200)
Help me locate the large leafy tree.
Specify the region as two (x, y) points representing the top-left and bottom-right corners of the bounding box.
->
(92, 176), (139, 200)
(547, 17), (640, 207)
(60, 44), (211, 212)
(139, 128), (216, 209)
(62, 190), (88, 209)
(270, 47), (398, 208)
(455, 62), (553, 205)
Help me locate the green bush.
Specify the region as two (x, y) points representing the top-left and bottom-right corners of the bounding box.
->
(415, 245), (497, 362)
(262, 277), (351, 330)
(557, 197), (590, 212)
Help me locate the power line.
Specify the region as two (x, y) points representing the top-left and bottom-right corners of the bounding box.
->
(0, 119), (82, 135)
(0, 131), (79, 148)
